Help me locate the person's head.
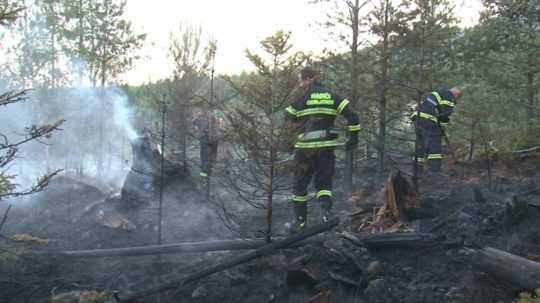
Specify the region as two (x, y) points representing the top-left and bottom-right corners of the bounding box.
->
(450, 87), (462, 101)
(298, 65), (319, 87)
(193, 106), (207, 117)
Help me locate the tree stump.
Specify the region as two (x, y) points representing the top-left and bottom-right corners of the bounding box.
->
(120, 135), (189, 208)
(384, 171), (419, 221)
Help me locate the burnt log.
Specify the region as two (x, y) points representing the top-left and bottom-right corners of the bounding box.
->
(121, 135), (188, 207)
(469, 247), (540, 290)
(362, 232), (437, 249)
(46, 237), (326, 258)
(108, 218), (339, 303)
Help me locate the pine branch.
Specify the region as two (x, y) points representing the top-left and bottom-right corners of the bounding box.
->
(0, 90), (31, 107)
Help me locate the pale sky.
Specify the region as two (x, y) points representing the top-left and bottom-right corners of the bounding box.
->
(123, 0), (484, 85)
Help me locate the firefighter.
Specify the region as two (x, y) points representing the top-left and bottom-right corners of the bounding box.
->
(412, 87), (462, 174)
(284, 65), (361, 231)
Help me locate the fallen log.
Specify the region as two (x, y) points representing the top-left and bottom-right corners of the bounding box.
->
(469, 247), (540, 290)
(44, 237), (325, 258)
(512, 146), (540, 154)
(362, 232), (437, 249)
(109, 218), (339, 302)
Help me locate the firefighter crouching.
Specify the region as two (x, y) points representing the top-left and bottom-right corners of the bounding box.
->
(284, 66), (361, 231)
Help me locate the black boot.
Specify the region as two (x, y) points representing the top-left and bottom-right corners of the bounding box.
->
(288, 204), (307, 233)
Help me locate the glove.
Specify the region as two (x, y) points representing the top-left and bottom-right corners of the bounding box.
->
(345, 132), (359, 151)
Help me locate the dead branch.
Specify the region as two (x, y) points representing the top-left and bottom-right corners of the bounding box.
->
(45, 237), (326, 258)
(361, 232), (437, 249)
(109, 218), (339, 302)
(0, 119), (65, 150)
(0, 147), (17, 168)
(0, 5), (24, 26)
(512, 146), (540, 154)
(0, 169), (62, 200)
(0, 90), (30, 106)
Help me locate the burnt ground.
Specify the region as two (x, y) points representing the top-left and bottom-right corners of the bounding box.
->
(1, 155), (540, 303)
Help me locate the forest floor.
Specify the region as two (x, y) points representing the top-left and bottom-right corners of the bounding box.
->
(1, 153), (540, 303)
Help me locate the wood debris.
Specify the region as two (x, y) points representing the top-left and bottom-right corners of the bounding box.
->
(10, 233), (49, 244)
(51, 290), (110, 303)
(355, 172), (418, 233)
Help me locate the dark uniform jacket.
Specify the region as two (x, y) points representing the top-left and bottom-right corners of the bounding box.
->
(413, 88), (456, 127)
(285, 82), (360, 149)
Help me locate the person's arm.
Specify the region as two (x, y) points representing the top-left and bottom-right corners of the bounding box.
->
(282, 88), (308, 151)
(336, 96), (361, 150)
(438, 92), (455, 127)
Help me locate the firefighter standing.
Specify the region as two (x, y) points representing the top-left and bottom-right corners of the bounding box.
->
(284, 66), (361, 230)
(412, 87), (462, 174)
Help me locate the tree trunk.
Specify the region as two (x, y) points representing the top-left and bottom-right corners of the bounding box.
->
(413, 4), (428, 192)
(468, 120), (477, 161)
(469, 247), (540, 290)
(78, 0), (84, 83)
(97, 1), (109, 177)
(377, 0), (390, 173)
(345, 0), (361, 194)
(526, 57), (535, 127)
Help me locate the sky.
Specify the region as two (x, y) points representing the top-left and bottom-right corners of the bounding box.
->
(122, 0), (484, 85)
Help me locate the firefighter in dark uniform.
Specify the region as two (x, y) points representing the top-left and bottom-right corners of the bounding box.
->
(284, 66), (361, 230)
(412, 87), (462, 173)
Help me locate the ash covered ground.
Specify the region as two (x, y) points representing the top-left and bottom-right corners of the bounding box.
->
(1, 155), (540, 303)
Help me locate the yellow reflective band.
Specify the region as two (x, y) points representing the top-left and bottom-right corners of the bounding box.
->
(337, 99), (350, 113)
(286, 105), (298, 116)
(440, 122), (449, 127)
(348, 124), (361, 132)
(439, 100), (454, 107)
(415, 112), (438, 123)
(307, 99), (334, 106)
(200, 172), (208, 177)
(316, 190), (332, 198)
(294, 140), (340, 149)
(432, 91), (442, 104)
(291, 195), (308, 203)
(428, 154), (443, 160)
(296, 108), (337, 117)
(299, 222), (306, 228)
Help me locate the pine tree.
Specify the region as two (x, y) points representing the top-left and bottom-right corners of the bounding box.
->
(223, 30), (306, 241)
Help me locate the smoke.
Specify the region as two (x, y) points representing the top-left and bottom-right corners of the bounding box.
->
(0, 81), (140, 200)
(111, 87), (138, 141)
